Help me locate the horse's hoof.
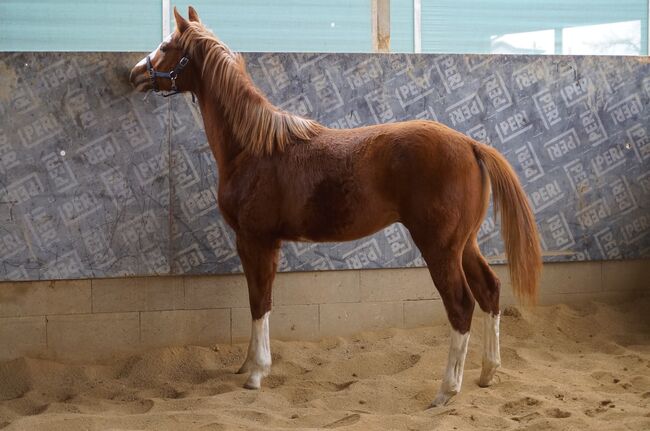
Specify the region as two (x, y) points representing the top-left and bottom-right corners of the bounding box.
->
(478, 368), (498, 387)
(430, 391), (456, 408)
(477, 378), (493, 388)
(243, 373), (263, 389)
(243, 381), (260, 390)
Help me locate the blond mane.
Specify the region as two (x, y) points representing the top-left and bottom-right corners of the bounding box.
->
(178, 23), (323, 156)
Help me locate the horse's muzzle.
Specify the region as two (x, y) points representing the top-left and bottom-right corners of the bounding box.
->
(129, 66), (149, 91)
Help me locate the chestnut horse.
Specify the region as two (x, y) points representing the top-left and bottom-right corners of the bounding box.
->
(130, 7), (541, 407)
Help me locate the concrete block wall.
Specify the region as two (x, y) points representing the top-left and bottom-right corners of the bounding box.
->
(0, 260), (647, 362)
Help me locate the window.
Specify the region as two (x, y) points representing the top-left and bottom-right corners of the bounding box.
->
(419, 0), (648, 55)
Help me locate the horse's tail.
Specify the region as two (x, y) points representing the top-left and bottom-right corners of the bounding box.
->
(472, 142), (542, 304)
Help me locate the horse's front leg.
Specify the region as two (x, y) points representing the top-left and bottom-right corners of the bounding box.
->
(235, 236), (280, 389)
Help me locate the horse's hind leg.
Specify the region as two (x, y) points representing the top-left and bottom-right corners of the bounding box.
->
(235, 236), (280, 389)
(463, 241), (501, 387)
(413, 233), (476, 407)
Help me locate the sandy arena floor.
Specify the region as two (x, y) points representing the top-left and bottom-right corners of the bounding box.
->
(1, 298), (649, 430)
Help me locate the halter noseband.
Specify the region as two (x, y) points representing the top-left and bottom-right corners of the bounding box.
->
(146, 53), (191, 97)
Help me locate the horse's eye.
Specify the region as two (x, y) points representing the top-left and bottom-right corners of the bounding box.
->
(160, 43), (169, 53)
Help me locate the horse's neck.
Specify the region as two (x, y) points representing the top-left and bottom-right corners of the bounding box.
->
(196, 90), (243, 176)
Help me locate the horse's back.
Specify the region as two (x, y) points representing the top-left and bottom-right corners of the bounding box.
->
(309, 120), (482, 201)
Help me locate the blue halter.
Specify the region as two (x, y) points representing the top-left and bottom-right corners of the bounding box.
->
(146, 53), (190, 97)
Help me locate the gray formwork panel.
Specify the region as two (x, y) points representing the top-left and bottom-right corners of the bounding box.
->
(0, 52), (648, 280)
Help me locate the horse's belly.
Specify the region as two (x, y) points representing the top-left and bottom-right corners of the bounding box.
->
(293, 198), (398, 243)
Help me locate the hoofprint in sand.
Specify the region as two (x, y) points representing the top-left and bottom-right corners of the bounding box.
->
(1, 298), (649, 431)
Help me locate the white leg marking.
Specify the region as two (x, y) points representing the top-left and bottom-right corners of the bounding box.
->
(478, 312), (501, 387)
(431, 329), (470, 407)
(241, 312), (271, 390)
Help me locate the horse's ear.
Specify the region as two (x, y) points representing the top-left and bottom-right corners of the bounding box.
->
(173, 6), (189, 32)
(188, 6), (201, 23)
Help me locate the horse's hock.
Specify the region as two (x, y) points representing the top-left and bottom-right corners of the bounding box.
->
(0, 51), (649, 362)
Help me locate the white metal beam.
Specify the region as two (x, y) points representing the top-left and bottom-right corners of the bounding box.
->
(162, 0), (171, 40)
(414, 0), (421, 53)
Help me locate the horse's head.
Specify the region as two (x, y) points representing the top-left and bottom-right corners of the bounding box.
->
(129, 6), (200, 95)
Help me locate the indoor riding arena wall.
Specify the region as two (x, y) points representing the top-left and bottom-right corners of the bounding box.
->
(0, 52), (648, 361)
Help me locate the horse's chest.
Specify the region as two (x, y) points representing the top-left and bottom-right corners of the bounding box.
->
(216, 195), (238, 230)
(217, 176), (280, 233)
(216, 184), (242, 229)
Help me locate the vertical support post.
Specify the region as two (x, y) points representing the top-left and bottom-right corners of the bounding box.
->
(646, 0), (649, 55)
(413, 0), (421, 53)
(162, 0), (171, 40)
(554, 28), (562, 55)
(372, 0), (390, 52)
(162, 0), (173, 266)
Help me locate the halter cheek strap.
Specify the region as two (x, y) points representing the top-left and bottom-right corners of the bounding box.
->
(146, 53), (191, 97)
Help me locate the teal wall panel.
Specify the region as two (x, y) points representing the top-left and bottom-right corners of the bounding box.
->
(390, 0), (414, 52)
(0, 0), (162, 51)
(0, 1), (647, 55)
(173, 1), (371, 52)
